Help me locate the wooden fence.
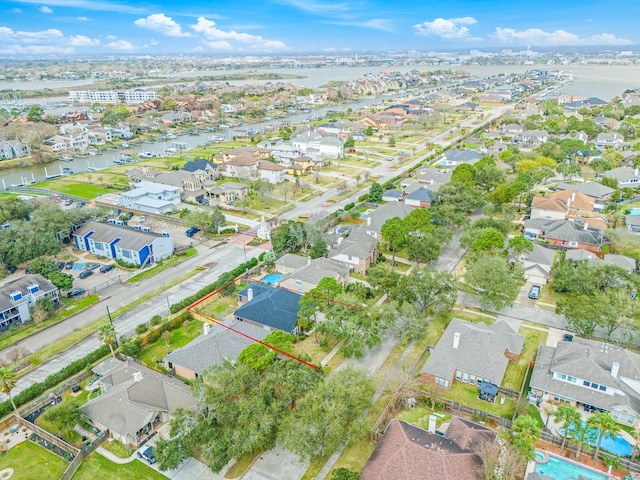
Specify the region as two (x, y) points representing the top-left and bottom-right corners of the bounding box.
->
(60, 429), (109, 480)
(17, 416), (80, 457)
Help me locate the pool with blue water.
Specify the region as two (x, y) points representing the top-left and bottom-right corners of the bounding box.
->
(261, 273), (282, 284)
(535, 451), (609, 480)
(559, 422), (633, 457)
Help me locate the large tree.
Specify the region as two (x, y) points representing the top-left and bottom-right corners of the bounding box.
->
(97, 323), (117, 358)
(511, 415), (541, 461)
(395, 269), (457, 316)
(587, 411), (619, 461)
(279, 368), (373, 460)
(380, 217), (409, 266)
(465, 254), (525, 311)
(554, 403), (581, 451)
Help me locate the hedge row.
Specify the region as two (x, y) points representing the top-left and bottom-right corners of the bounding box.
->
(141, 311), (192, 346)
(0, 344), (110, 418)
(169, 257), (259, 313)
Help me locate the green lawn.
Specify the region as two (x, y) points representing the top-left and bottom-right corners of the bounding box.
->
(101, 439), (131, 458)
(137, 319), (205, 367)
(71, 453), (166, 480)
(35, 180), (114, 199)
(126, 248), (197, 283)
(396, 406), (452, 431)
(1, 440), (69, 480)
(502, 325), (548, 391)
(444, 382), (516, 420)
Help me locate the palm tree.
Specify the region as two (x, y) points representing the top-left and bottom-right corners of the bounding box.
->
(587, 411), (619, 461)
(512, 415), (541, 461)
(0, 367), (19, 416)
(98, 323), (117, 358)
(554, 403), (581, 451)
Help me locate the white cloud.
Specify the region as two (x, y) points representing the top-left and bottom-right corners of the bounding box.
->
(69, 35), (99, 46)
(134, 13), (191, 37)
(493, 27), (631, 46)
(191, 17), (286, 50)
(76, 16), (89, 21)
(414, 16), (477, 39)
(40, 5), (52, 13)
(107, 39), (134, 50)
(9, 8), (23, 13)
(0, 27), (64, 44)
(327, 18), (393, 32)
(105, 34), (117, 40)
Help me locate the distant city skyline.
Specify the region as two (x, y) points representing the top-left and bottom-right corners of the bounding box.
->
(1, 0), (639, 56)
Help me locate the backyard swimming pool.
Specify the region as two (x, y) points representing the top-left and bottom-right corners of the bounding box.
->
(559, 423), (633, 457)
(535, 450), (611, 480)
(261, 273), (283, 284)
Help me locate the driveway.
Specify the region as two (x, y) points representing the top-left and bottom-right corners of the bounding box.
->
(241, 445), (308, 480)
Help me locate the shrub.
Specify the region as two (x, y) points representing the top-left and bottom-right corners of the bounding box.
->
(344, 202), (355, 211)
(135, 323), (149, 335)
(150, 315), (162, 326)
(120, 337), (142, 357)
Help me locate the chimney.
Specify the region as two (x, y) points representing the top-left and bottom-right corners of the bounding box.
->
(428, 415), (437, 433)
(307, 256), (312, 266)
(584, 222), (589, 231)
(571, 192), (576, 202)
(611, 361), (620, 378)
(203, 323), (211, 335)
(567, 198), (571, 208)
(634, 167), (639, 177)
(132, 370), (143, 382)
(366, 216), (372, 226)
(247, 288), (253, 302)
(453, 332), (460, 349)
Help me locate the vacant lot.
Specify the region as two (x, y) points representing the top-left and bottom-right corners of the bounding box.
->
(2, 440), (69, 480)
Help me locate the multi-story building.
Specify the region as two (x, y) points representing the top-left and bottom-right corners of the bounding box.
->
(0, 275), (59, 329)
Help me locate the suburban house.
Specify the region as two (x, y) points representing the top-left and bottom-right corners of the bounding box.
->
(0, 140), (30, 160)
(625, 214), (640, 233)
(223, 155), (259, 180)
(0, 274), (59, 329)
(524, 218), (604, 253)
(207, 181), (248, 207)
(328, 228), (379, 275)
(290, 126), (344, 158)
(276, 255), (350, 293)
(258, 160), (286, 184)
(363, 202), (414, 240)
(117, 181), (180, 214)
(595, 132), (625, 150)
(161, 112), (192, 125)
(564, 250), (637, 272)
(602, 167), (640, 187)
(361, 417), (497, 480)
(513, 129), (549, 147)
(81, 358), (196, 447)
(404, 186), (434, 208)
(381, 189), (404, 202)
(530, 337), (640, 427)
(511, 243), (556, 285)
(434, 149), (483, 167)
(73, 221), (174, 267)
(233, 283), (302, 335)
(418, 168), (453, 192)
(164, 320), (269, 380)
(420, 318), (524, 391)
(531, 190), (597, 220)
(182, 158), (219, 181)
(556, 182), (614, 201)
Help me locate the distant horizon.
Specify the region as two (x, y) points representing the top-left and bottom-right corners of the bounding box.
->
(1, 0), (639, 56)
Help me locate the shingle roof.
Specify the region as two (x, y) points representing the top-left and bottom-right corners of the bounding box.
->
(420, 318), (524, 385)
(405, 186), (433, 203)
(276, 253), (309, 270)
(234, 283), (302, 333)
(525, 244), (556, 266)
(361, 418), (495, 480)
(164, 319), (269, 376)
(556, 182), (614, 199)
(366, 202), (413, 233)
(443, 149), (482, 163)
(0, 274), (57, 313)
(74, 221), (165, 251)
(182, 159), (218, 172)
(330, 227), (378, 259)
(80, 359), (195, 439)
(281, 257), (349, 286)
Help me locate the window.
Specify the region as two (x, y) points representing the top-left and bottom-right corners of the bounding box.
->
(567, 376), (576, 383)
(455, 370), (462, 380)
(121, 250), (132, 258)
(559, 373), (567, 380)
(591, 383), (599, 389)
(470, 375), (476, 384)
(476, 377), (482, 385)
(462, 372), (469, 383)
(599, 385), (607, 392)
(583, 380), (590, 387)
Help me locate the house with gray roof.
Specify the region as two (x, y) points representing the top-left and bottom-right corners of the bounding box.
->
(530, 338), (640, 428)
(595, 132), (625, 150)
(117, 181), (180, 214)
(164, 320), (269, 380)
(625, 214), (640, 233)
(435, 149), (483, 167)
(73, 221), (173, 267)
(524, 219), (603, 253)
(275, 253), (310, 274)
(328, 227), (379, 274)
(278, 256), (349, 293)
(602, 167), (640, 187)
(556, 182), (614, 200)
(234, 283), (302, 334)
(421, 318), (524, 391)
(364, 202), (414, 240)
(81, 358), (195, 446)
(381, 189), (403, 202)
(0, 274), (59, 330)
(510, 243), (556, 285)
(418, 168), (452, 192)
(405, 186), (433, 208)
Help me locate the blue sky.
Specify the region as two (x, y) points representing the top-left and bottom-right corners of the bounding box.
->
(1, 0), (638, 55)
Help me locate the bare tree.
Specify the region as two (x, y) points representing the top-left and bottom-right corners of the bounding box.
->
(500, 444), (526, 480)
(474, 440), (501, 480)
(7, 347), (30, 364)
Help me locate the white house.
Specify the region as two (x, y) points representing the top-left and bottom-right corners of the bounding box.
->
(258, 160), (285, 184)
(0, 275), (59, 329)
(117, 181), (180, 214)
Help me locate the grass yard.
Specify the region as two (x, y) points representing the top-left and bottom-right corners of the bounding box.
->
(36, 413), (83, 447)
(502, 325), (548, 391)
(396, 406), (452, 431)
(137, 319), (205, 367)
(294, 333), (340, 366)
(195, 292), (241, 320)
(444, 382), (516, 419)
(1, 440), (69, 480)
(71, 453), (166, 480)
(101, 439), (131, 458)
(424, 311), (452, 347)
(126, 248), (196, 283)
(36, 180), (114, 199)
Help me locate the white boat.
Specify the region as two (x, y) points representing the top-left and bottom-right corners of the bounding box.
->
(121, 142), (130, 148)
(164, 147), (178, 155)
(59, 156), (74, 162)
(139, 152), (154, 159)
(87, 149), (99, 155)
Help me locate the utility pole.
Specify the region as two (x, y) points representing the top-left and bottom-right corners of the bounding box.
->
(105, 305), (119, 347)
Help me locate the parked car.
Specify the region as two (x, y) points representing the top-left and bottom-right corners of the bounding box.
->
(186, 226), (199, 237)
(67, 288), (86, 298)
(56, 261), (66, 270)
(523, 231), (537, 241)
(65, 261), (75, 270)
(5, 265), (17, 275)
(528, 285), (541, 300)
(85, 263), (101, 271)
(79, 270), (93, 279)
(137, 446), (156, 465)
(100, 264), (115, 273)
(64, 199), (73, 206)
